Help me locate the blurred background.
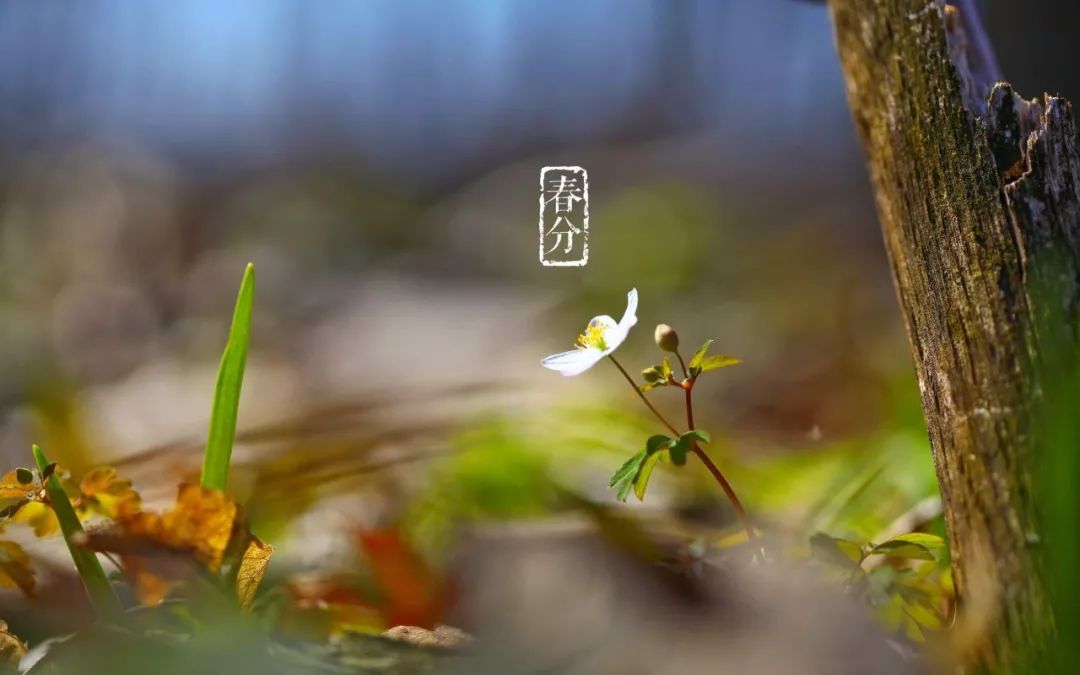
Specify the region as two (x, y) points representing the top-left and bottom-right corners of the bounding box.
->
(0, 0), (1073, 670)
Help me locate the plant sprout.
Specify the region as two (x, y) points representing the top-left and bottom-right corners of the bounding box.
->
(541, 289), (754, 543)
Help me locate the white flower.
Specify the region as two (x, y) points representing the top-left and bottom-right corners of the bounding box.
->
(541, 289), (639, 376)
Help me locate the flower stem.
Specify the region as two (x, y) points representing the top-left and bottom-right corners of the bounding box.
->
(607, 356), (680, 436)
(674, 351), (690, 380)
(676, 350), (756, 545)
(609, 354), (757, 545)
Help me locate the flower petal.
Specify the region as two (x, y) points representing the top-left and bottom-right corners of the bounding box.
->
(619, 288), (639, 331)
(541, 348), (605, 376)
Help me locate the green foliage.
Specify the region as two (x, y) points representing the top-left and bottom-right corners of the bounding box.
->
(869, 537), (937, 561)
(201, 263), (255, 492)
(633, 452), (663, 501)
(668, 430), (710, 466)
(699, 354), (741, 372)
(609, 431), (715, 500)
(809, 532), (864, 566)
(688, 339), (713, 371)
(810, 529), (949, 644)
(609, 449), (648, 502)
(31, 445), (122, 616)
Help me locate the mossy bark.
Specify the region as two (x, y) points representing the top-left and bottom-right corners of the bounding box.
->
(828, 0), (1080, 668)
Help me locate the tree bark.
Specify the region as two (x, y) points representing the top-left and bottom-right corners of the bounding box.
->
(827, 0), (1080, 668)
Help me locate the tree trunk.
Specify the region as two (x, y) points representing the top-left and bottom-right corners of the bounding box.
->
(827, 0), (1080, 669)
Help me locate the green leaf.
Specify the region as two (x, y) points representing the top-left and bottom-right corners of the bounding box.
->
(700, 354), (741, 372)
(903, 601), (943, 630)
(610, 449), (648, 501)
(633, 451), (664, 501)
(810, 532), (864, 567)
(668, 437), (690, 466)
(32, 445), (122, 616)
(609, 449), (647, 488)
(201, 263), (255, 492)
(688, 339), (714, 369)
(882, 532), (946, 551)
(660, 358), (672, 380)
(668, 430), (711, 466)
(14, 469), (32, 485)
(681, 429), (711, 444)
(869, 540), (935, 561)
(645, 435), (672, 454)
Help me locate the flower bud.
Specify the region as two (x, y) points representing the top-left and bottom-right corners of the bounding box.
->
(642, 367), (661, 383)
(654, 324), (679, 352)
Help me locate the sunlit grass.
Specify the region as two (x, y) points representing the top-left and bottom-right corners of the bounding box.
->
(201, 263), (255, 492)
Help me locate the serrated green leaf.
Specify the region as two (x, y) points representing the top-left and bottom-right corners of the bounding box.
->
(883, 532), (946, 550)
(633, 451), (664, 501)
(870, 540), (935, 560)
(700, 354), (741, 372)
(688, 339), (714, 369)
(645, 435), (672, 454)
(609, 449), (647, 489)
(201, 263), (255, 492)
(681, 429), (711, 445)
(809, 532), (864, 567)
(660, 358), (672, 379)
(668, 437), (690, 465)
(640, 381), (660, 393)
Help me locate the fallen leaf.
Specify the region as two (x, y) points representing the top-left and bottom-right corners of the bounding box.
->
(77, 467), (140, 519)
(12, 501), (58, 538)
(0, 620), (27, 665)
(0, 541), (35, 596)
(357, 529), (448, 629)
(236, 536), (273, 608)
(81, 483), (243, 605)
(0, 472), (34, 501)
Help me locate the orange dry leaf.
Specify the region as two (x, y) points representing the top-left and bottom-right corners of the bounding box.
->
(82, 483), (271, 607)
(237, 536), (273, 608)
(77, 467), (140, 519)
(356, 529), (449, 629)
(0, 541), (35, 596)
(0, 472), (34, 502)
(120, 483), (238, 572)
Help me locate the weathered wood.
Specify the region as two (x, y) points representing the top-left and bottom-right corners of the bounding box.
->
(827, 0), (1080, 668)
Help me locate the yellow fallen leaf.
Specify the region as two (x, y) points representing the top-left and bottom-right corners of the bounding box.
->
(236, 536), (273, 608)
(0, 472), (34, 502)
(119, 483), (238, 571)
(77, 467), (140, 519)
(12, 501), (58, 538)
(0, 541), (35, 596)
(82, 483), (260, 606)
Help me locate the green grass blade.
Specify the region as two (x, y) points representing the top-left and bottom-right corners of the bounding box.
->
(32, 444), (122, 616)
(201, 262), (255, 492)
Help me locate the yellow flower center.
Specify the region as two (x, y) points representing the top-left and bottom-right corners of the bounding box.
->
(576, 320), (608, 351)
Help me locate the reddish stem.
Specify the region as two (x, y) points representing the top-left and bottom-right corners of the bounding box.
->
(609, 354), (756, 544)
(681, 372), (755, 543)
